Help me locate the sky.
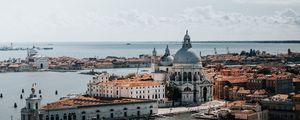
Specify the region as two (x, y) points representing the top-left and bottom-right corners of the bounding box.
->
(0, 0), (300, 42)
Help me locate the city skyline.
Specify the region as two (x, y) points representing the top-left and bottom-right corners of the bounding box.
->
(0, 0), (300, 42)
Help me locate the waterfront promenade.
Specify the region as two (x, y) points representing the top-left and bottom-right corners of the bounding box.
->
(157, 100), (225, 115)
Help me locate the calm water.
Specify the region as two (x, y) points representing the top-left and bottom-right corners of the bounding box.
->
(0, 68), (150, 120)
(1, 42), (300, 60)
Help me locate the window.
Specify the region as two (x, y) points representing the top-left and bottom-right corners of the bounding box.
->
(124, 112), (127, 117)
(137, 111), (140, 116)
(36, 103), (38, 109)
(72, 113), (76, 120)
(110, 113), (114, 118)
(150, 110), (153, 115)
(63, 114), (67, 120)
(55, 115), (59, 120)
(28, 103), (31, 109)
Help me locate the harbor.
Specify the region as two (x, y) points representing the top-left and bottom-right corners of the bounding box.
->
(0, 43), (53, 51)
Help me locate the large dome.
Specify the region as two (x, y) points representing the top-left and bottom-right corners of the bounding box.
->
(173, 30), (200, 64)
(174, 48), (200, 64)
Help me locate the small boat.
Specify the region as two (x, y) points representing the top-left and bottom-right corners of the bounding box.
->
(20, 94), (23, 99)
(141, 70), (149, 72)
(55, 90), (58, 95)
(22, 89), (24, 93)
(43, 47), (53, 50)
(0, 93), (2, 98)
(126, 43), (131, 45)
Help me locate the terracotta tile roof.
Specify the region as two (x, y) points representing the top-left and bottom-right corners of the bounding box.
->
(253, 89), (268, 95)
(97, 74), (160, 87)
(256, 73), (291, 80)
(42, 96), (149, 110)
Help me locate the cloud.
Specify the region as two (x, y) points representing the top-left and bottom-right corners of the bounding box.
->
(0, 5), (299, 41)
(233, 0), (300, 5)
(175, 7), (300, 27)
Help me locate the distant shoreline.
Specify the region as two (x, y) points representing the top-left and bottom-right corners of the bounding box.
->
(192, 40), (300, 43)
(1, 40), (300, 44)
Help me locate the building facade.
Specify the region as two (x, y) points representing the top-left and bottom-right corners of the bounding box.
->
(86, 72), (165, 101)
(151, 30), (213, 105)
(21, 85), (158, 120)
(26, 47), (49, 69)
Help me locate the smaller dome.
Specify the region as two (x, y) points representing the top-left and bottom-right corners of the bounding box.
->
(160, 55), (174, 66)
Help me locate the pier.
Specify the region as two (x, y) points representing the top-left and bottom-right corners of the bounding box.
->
(157, 100), (224, 116)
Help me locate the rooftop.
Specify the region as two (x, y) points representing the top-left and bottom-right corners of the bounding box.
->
(42, 96), (154, 110)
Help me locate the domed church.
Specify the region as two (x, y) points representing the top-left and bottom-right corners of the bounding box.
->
(151, 30), (213, 105)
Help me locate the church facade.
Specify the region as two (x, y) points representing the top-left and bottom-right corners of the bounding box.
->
(151, 30), (213, 105)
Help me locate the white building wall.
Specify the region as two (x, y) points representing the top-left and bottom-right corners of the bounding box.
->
(33, 57), (49, 69)
(39, 101), (158, 120)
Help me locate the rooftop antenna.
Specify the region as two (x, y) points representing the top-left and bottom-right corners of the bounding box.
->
(136, 63), (140, 75)
(199, 51), (202, 57)
(214, 48), (217, 55)
(226, 47), (229, 54)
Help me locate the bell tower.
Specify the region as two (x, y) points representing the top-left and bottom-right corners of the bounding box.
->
(21, 83), (42, 120)
(151, 48), (159, 72)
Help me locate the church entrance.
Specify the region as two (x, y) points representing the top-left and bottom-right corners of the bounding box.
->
(203, 87), (207, 102)
(40, 63), (43, 69)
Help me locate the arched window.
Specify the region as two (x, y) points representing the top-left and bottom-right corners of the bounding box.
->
(110, 109), (114, 111)
(46, 115), (49, 120)
(184, 87), (192, 92)
(110, 113), (114, 118)
(36, 103), (38, 109)
(188, 72), (191, 81)
(137, 111), (140, 116)
(150, 110), (153, 115)
(50, 115), (54, 120)
(96, 110), (100, 113)
(124, 111), (127, 117)
(55, 114), (59, 120)
(28, 103), (31, 109)
(63, 114), (67, 120)
(150, 106), (153, 108)
(123, 108), (127, 110)
(68, 113), (72, 120)
(137, 106), (140, 109)
(81, 111), (86, 114)
(72, 113), (76, 120)
(183, 72), (187, 81)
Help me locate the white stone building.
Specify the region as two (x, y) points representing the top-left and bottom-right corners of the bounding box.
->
(21, 85), (158, 120)
(151, 30), (213, 105)
(87, 73), (165, 101)
(26, 47), (49, 69)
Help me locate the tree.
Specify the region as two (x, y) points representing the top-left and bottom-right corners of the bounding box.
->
(288, 48), (292, 55)
(257, 68), (271, 74)
(165, 84), (181, 102)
